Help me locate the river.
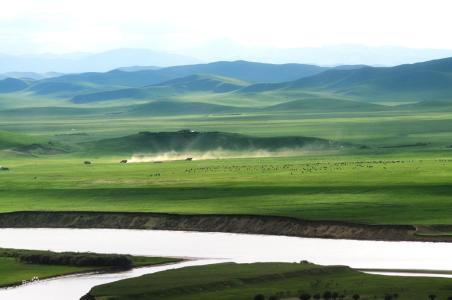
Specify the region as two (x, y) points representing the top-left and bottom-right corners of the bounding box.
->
(1, 228), (452, 300)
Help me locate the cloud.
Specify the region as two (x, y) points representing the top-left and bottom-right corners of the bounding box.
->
(1, 0), (452, 54)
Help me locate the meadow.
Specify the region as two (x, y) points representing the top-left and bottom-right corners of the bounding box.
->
(2, 152), (452, 225)
(1, 107), (452, 227)
(85, 262), (452, 300)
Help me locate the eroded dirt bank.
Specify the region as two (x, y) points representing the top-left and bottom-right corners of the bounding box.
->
(0, 211), (450, 242)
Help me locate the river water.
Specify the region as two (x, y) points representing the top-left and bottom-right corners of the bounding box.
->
(1, 228), (452, 300)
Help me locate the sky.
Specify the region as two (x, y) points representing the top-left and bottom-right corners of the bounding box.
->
(1, 0), (452, 55)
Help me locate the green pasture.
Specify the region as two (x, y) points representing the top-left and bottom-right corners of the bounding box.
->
(1, 150), (452, 225)
(87, 262), (452, 300)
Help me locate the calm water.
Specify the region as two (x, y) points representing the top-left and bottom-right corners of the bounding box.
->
(1, 228), (452, 300)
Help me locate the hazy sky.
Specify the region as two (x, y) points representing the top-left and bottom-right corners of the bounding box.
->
(2, 0), (452, 54)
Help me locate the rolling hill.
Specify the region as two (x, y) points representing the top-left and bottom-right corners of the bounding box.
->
(3, 57), (452, 110)
(0, 78), (29, 93)
(81, 130), (345, 155)
(27, 82), (98, 97)
(242, 56), (452, 103)
(66, 56), (452, 106)
(17, 61), (332, 98)
(71, 74), (249, 103)
(0, 130), (44, 149)
(125, 101), (243, 116)
(0, 106), (105, 118)
(264, 98), (390, 112)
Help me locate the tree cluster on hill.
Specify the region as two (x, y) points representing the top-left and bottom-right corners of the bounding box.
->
(0, 248), (132, 268)
(17, 252), (132, 268)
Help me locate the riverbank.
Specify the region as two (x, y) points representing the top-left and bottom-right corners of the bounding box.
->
(1, 211), (451, 242)
(0, 247), (181, 288)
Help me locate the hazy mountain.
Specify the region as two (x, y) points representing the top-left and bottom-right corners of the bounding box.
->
(0, 49), (200, 73)
(181, 42), (452, 66)
(0, 72), (63, 80)
(3, 44), (452, 74)
(115, 66), (161, 72)
(51, 60), (329, 86)
(0, 78), (29, 93)
(20, 60), (333, 98)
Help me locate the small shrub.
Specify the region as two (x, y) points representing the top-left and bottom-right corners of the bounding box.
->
(299, 293), (311, 300)
(254, 294), (265, 300)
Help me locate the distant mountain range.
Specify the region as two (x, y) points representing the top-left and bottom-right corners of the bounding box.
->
(0, 72), (63, 80)
(0, 60), (347, 98)
(242, 56), (452, 102)
(0, 49), (200, 73)
(3, 45), (452, 74)
(2, 57), (452, 114)
(182, 43), (452, 66)
(67, 57), (452, 104)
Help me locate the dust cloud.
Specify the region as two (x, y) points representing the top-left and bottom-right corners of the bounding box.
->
(127, 148), (326, 163)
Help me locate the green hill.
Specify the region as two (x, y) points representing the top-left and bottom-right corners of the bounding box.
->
(26, 81), (109, 97)
(85, 262), (452, 300)
(25, 61), (331, 99)
(152, 60), (329, 83)
(154, 74), (248, 93)
(82, 130), (344, 155)
(0, 106), (106, 118)
(396, 100), (452, 112)
(71, 74), (248, 103)
(242, 57), (452, 103)
(265, 98), (390, 112)
(0, 130), (72, 156)
(0, 78), (29, 93)
(71, 88), (148, 103)
(0, 130), (44, 149)
(125, 101), (243, 116)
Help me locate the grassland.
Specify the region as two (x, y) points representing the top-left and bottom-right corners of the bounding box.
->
(85, 262), (452, 300)
(0, 248), (179, 287)
(1, 106), (452, 226)
(1, 150), (452, 225)
(2, 62), (452, 299)
(3, 59), (452, 299)
(2, 66), (452, 229)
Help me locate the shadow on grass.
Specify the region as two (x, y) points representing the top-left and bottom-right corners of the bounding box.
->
(3, 184), (452, 201)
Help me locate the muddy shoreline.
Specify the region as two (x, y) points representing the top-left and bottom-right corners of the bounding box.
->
(0, 211), (451, 242)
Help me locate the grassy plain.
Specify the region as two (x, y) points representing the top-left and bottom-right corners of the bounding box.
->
(3, 108), (452, 146)
(1, 108), (452, 226)
(2, 151), (452, 225)
(86, 262), (452, 300)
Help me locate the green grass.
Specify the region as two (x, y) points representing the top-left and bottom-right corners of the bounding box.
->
(0, 248), (180, 287)
(0, 256), (94, 287)
(3, 106), (452, 147)
(1, 151), (452, 225)
(86, 262), (452, 300)
(1, 91), (452, 227)
(0, 130), (45, 148)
